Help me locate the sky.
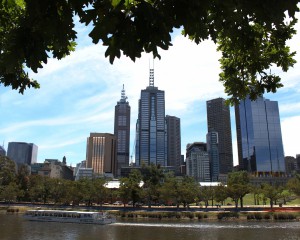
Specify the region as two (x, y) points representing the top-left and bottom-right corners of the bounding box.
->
(1, 16), (300, 167)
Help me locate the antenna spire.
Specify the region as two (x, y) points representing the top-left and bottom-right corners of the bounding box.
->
(149, 59), (154, 87)
(120, 84), (127, 102)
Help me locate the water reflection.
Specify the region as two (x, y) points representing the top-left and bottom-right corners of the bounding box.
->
(1, 214), (300, 240)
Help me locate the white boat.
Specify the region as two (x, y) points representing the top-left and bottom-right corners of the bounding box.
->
(24, 209), (116, 225)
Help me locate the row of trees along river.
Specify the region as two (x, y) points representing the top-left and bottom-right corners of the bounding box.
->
(1, 155), (300, 210)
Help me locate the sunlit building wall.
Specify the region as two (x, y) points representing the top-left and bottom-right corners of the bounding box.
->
(86, 133), (116, 176)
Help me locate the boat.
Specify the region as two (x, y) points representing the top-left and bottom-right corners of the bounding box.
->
(24, 209), (116, 225)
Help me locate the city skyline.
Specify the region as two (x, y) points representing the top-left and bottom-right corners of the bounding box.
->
(1, 15), (300, 166)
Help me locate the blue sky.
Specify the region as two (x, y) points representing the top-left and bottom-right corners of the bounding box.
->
(1, 16), (300, 167)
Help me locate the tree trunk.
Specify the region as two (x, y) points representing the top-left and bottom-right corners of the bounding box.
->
(235, 199), (239, 209)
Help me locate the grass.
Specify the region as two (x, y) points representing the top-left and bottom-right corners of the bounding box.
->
(198, 193), (300, 208)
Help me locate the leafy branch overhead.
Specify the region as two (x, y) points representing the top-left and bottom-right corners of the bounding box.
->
(0, 0), (299, 103)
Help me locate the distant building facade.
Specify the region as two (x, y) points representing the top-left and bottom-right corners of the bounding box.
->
(114, 85), (131, 177)
(296, 154), (300, 174)
(285, 156), (296, 176)
(86, 133), (117, 176)
(7, 142), (38, 167)
(186, 142), (210, 182)
(75, 168), (94, 180)
(206, 98), (233, 174)
(166, 115), (181, 172)
(31, 157), (73, 180)
(135, 69), (167, 166)
(206, 131), (220, 181)
(235, 96), (285, 175)
(0, 145), (6, 156)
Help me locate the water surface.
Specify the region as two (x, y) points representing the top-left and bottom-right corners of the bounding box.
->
(1, 214), (300, 240)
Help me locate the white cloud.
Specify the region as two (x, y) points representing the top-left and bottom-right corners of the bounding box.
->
(1, 16), (300, 164)
(281, 116), (300, 157)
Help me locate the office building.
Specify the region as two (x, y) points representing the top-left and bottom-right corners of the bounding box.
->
(86, 133), (117, 176)
(207, 98), (233, 174)
(0, 145), (6, 156)
(7, 142), (38, 167)
(166, 115), (181, 172)
(285, 156), (296, 176)
(135, 68), (167, 166)
(235, 96), (285, 175)
(207, 131), (220, 181)
(114, 85), (131, 177)
(296, 154), (300, 174)
(186, 142), (210, 182)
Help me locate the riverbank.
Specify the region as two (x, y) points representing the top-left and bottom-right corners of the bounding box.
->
(113, 209), (300, 221)
(2, 204), (300, 221)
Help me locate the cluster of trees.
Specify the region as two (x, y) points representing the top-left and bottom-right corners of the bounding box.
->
(1, 1), (299, 103)
(1, 156), (300, 209)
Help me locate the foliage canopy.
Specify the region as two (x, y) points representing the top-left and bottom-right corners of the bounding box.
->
(0, 0), (299, 103)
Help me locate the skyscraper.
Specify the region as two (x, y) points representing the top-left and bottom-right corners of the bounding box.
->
(166, 115), (181, 171)
(135, 68), (167, 166)
(235, 96), (285, 175)
(114, 85), (131, 177)
(86, 133), (116, 176)
(7, 142), (38, 166)
(206, 98), (233, 174)
(206, 131), (219, 181)
(0, 145), (6, 156)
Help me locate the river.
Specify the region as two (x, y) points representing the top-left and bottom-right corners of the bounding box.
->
(1, 214), (300, 240)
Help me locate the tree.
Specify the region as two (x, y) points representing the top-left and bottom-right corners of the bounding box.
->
(28, 175), (49, 203)
(49, 178), (68, 204)
(0, 156), (16, 186)
(287, 175), (300, 196)
(227, 171), (251, 209)
(16, 164), (31, 201)
(159, 173), (182, 208)
(199, 186), (214, 208)
(142, 164), (164, 207)
(178, 176), (199, 209)
(0, 182), (21, 203)
(261, 184), (283, 209)
(251, 185), (264, 205)
(214, 184), (228, 206)
(119, 170), (142, 207)
(1, 1), (299, 103)
(93, 178), (108, 206)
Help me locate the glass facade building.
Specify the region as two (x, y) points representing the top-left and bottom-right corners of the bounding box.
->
(235, 96), (285, 175)
(114, 85), (131, 177)
(135, 69), (167, 166)
(7, 142), (38, 166)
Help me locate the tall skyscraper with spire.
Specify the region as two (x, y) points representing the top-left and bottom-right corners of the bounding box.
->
(114, 85), (131, 177)
(135, 68), (167, 166)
